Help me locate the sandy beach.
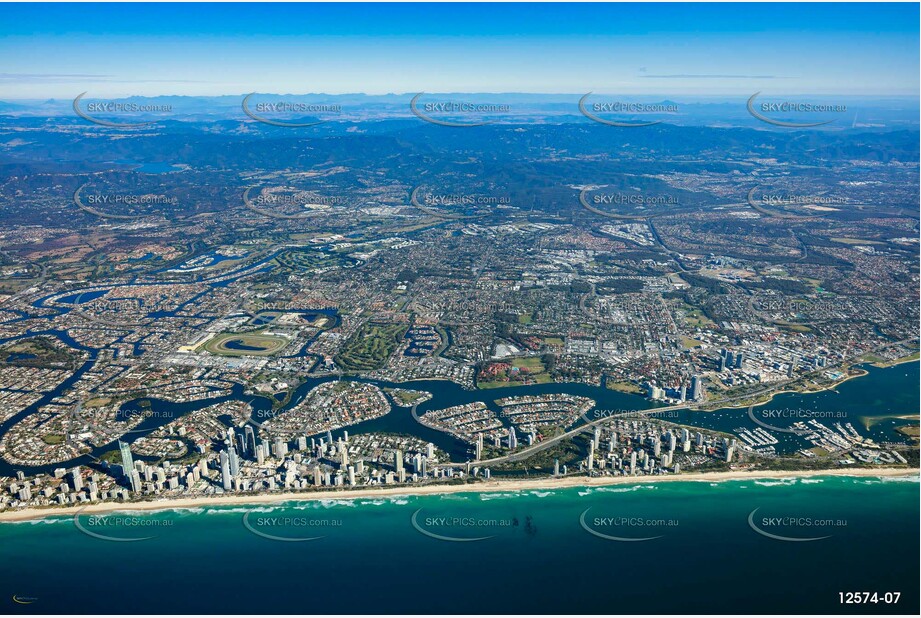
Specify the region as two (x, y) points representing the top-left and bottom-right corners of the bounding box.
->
(1, 467), (916, 523)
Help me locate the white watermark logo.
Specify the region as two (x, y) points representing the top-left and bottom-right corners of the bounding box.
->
(579, 93), (673, 127)
(578, 187), (674, 220)
(747, 92), (846, 128)
(241, 93), (340, 128)
(410, 93), (506, 127)
(409, 186), (495, 220)
(73, 93), (168, 128)
(241, 507), (339, 542)
(73, 183), (177, 220)
(579, 507), (676, 542)
(73, 506), (171, 542)
(242, 186), (343, 219)
(747, 507), (844, 542)
(746, 186), (837, 220)
(410, 508), (520, 542)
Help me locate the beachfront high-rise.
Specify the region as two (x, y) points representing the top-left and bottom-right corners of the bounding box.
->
(229, 446), (241, 477)
(118, 440), (134, 474)
(69, 467), (82, 492)
(220, 451), (232, 491)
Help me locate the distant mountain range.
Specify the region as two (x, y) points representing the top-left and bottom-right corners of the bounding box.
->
(1, 93), (918, 130)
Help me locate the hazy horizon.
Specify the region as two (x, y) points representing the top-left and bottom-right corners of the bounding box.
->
(1, 3), (918, 98)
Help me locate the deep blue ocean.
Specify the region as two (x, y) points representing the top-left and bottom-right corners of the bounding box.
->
(1, 475), (918, 614)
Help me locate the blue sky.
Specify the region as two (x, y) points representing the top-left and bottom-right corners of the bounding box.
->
(1, 3), (918, 98)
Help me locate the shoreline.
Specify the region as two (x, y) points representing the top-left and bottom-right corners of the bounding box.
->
(703, 366), (871, 412)
(1, 466), (916, 523)
(699, 358), (918, 412)
(870, 353), (921, 369)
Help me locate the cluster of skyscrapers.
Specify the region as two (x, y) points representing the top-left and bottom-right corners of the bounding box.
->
(719, 349), (745, 372)
(648, 375), (703, 403)
(580, 422), (737, 477)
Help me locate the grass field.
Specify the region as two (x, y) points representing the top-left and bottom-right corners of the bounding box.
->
(335, 322), (408, 371)
(679, 303), (715, 328)
(680, 336), (704, 349)
(478, 373), (552, 389)
(200, 332), (290, 357)
(1, 338), (78, 367)
(384, 388), (431, 406)
(514, 357), (545, 371)
(870, 351), (920, 367)
(477, 356), (552, 389)
(606, 380), (644, 394)
(275, 248), (356, 272)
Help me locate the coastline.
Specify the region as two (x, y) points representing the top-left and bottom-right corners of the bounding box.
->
(703, 364), (875, 412)
(1, 466), (916, 523)
(871, 353), (921, 369)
